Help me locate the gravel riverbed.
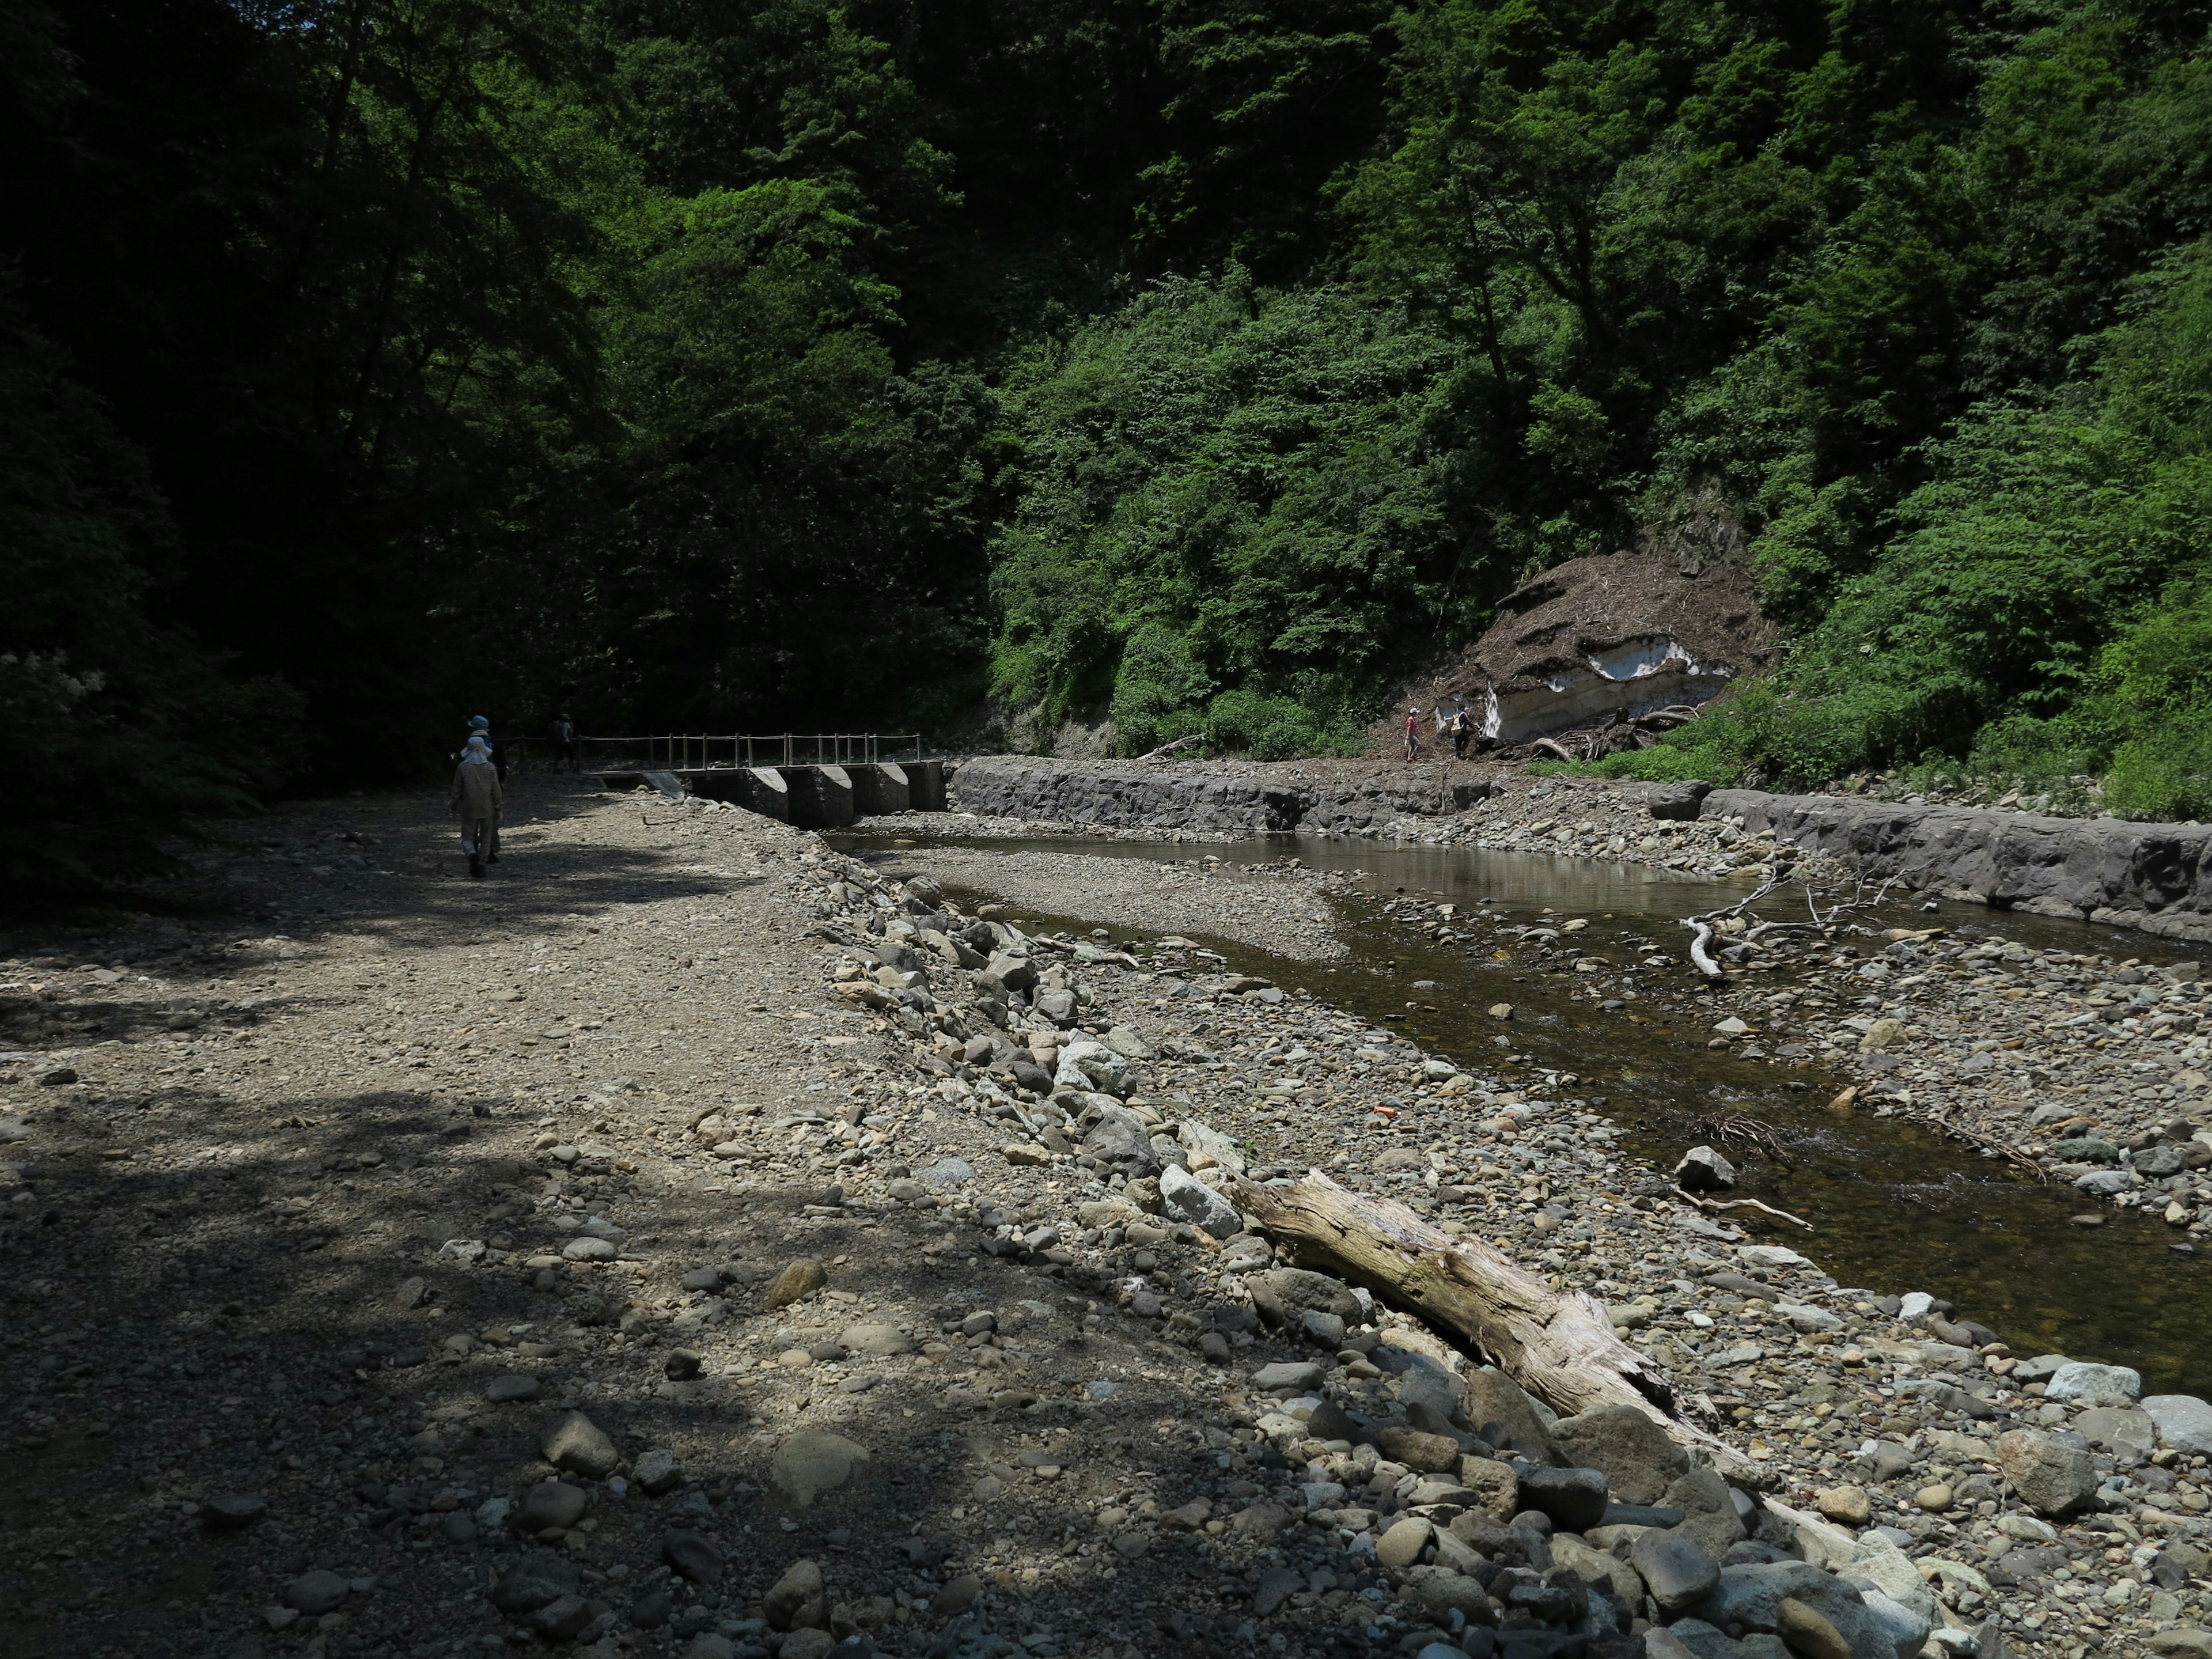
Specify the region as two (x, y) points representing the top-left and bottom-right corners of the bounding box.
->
(2, 778), (2210, 1659)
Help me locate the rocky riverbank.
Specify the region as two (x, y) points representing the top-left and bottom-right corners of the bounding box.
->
(1, 778), (2210, 1659)
(929, 759), (2212, 946)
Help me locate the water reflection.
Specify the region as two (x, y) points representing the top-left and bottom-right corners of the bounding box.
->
(839, 831), (2212, 1395)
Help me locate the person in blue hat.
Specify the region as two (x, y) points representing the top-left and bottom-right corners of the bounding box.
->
(450, 733), (503, 877)
(465, 715), (509, 781)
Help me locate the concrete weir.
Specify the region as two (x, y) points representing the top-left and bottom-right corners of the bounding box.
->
(597, 759), (944, 829)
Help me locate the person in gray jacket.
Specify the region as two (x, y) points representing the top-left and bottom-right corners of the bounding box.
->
(450, 733), (503, 877)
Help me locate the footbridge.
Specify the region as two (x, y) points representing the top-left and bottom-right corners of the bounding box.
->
(580, 734), (944, 829)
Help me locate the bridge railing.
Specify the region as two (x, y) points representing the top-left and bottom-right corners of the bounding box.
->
(540, 733), (923, 770)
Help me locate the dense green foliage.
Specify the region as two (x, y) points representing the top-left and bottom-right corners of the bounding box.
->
(10, 0), (2212, 888)
(988, 274), (1479, 757)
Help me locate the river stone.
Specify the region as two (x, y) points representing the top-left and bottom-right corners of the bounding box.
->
(1457, 1456), (1521, 1520)
(2143, 1396), (2212, 1456)
(1664, 1467), (1749, 1560)
(2075, 1406), (2157, 1455)
(199, 1494), (267, 1527)
(1996, 1428), (2100, 1516)
(1779, 1597), (1857, 1659)
(283, 1570), (350, 1616)
(1396, 1362), (1471, 1437)
(839, 1322), (914, 1357)
(1676, 1146), (1738, 1192)
(1077, 1101), (1160, 1178)
(1376, 1516), (1434, 1569)
(1252, 1360), (1325, 1393)
(1519, 1466), (1608, 1532)
(489, 1551), (581, 1613)
(1055, 1039), (1129, 1095)
(513, 1480), (589, 1534)
(541, 1411), (620, 1479)
(1249, 1563), (1304, 1618)
(561, 1236), (618, 1262)
(634, 1449), (684, 1495)
(1633, 1531), (1723, 1610)
(1179, 1116), (1245, 1176)
(764, 1558), (825, 1631)
(770, 1431), (869, 1510)
(1463, 1366), (1557, 1460)
(1858, 1588), (1931, 1659)
(767, 1257), (827, 1308)
(1550, 1403), (1691, 1505)
(1158, 1163), (1240, 1237)
(1247, 1268), (1362, 1330)
(662, 1529), (723, 1586)
(1650, 782), (1711, 821)
(529, 1595), (594, 1642)
(1848, 1533), (1938, 1626)
(486, 1374), (541, 1403)
(1551, 1533), (1641, 1603)
(1375, 1426), (1462, 1474)
(1410, 1568), (1493, 1620)
(2046, 1360), (2143, 1401)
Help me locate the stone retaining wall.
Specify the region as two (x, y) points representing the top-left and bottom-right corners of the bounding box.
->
(948, 757), (1492, 836)
(1708, 789), (2212, 943)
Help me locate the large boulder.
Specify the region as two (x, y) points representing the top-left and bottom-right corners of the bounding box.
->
(541, 1411), (620, 1480)
(1631, 1531), (1721, 1611)
(1995, 1428), (2101, 1517)
(1662, 1467), (1748, 1561)
(1396, 1362), (1471, 1438)
(1076, 1100), (1159, 1178)
(1158, 1164), (1241, 1237)
(1517, 1466), (1608, 1533)
(489, 1552), (582, 1615)
(1246, 1268), (1362, 1331)
(1649, 782), (1713, 821)
(1549, 1403), (1691, 1505)
(1685, 1561), (1909, 1659)
(1055, 1039), (1130, 1096)
(2143, 1395), (2212, 1456)
(1461, 1366), (1558, 1461)
(1846, 1532), (1937, 1627)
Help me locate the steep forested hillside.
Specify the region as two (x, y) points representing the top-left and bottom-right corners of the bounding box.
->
(6, 0), (2212, 882)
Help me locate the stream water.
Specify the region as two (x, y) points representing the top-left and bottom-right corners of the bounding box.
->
(838, 830), (2212, 1397)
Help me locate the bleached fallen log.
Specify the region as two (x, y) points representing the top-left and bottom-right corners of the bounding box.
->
(1229, 1171), (1755, 1482)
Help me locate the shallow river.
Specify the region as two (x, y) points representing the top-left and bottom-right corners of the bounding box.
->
(839, 830), (2212, 1396)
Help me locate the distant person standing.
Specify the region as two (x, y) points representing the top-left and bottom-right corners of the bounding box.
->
(467, 714), (508, 781)
(452, 733), (503, 877)
(549, 711), (579, 772)
(1452, 704), (1472, 759)
(1404, 706), (1422, 761)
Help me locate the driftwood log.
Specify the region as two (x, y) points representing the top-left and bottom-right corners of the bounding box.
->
(1229, 1170), (1756, 1482)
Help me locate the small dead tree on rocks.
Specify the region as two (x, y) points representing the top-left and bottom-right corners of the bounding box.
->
(1680, 873), (1899, 979)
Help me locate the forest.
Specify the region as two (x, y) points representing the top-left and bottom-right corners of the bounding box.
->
(6, 0), (2212, 885)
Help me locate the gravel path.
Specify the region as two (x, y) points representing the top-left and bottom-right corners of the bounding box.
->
(1, 779), (2208, 1659)
(859, 846), (1349, 962)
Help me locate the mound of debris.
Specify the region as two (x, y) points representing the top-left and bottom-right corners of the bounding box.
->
(1389, 518), (1779, 756)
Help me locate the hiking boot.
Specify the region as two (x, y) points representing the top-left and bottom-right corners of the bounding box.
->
(469, 856), (484, 878)
(487, 854), (499, 864)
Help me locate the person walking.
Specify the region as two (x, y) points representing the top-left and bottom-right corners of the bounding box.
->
(548, 711), (579, 772)
(1404, 706), (1422, 761)
(467, 715), (508, 781)
(451, 733), (503, 877)
(1452, 704), (1472, 759)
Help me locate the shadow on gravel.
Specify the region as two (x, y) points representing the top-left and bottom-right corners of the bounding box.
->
(1, 1079), (1266, 1659)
